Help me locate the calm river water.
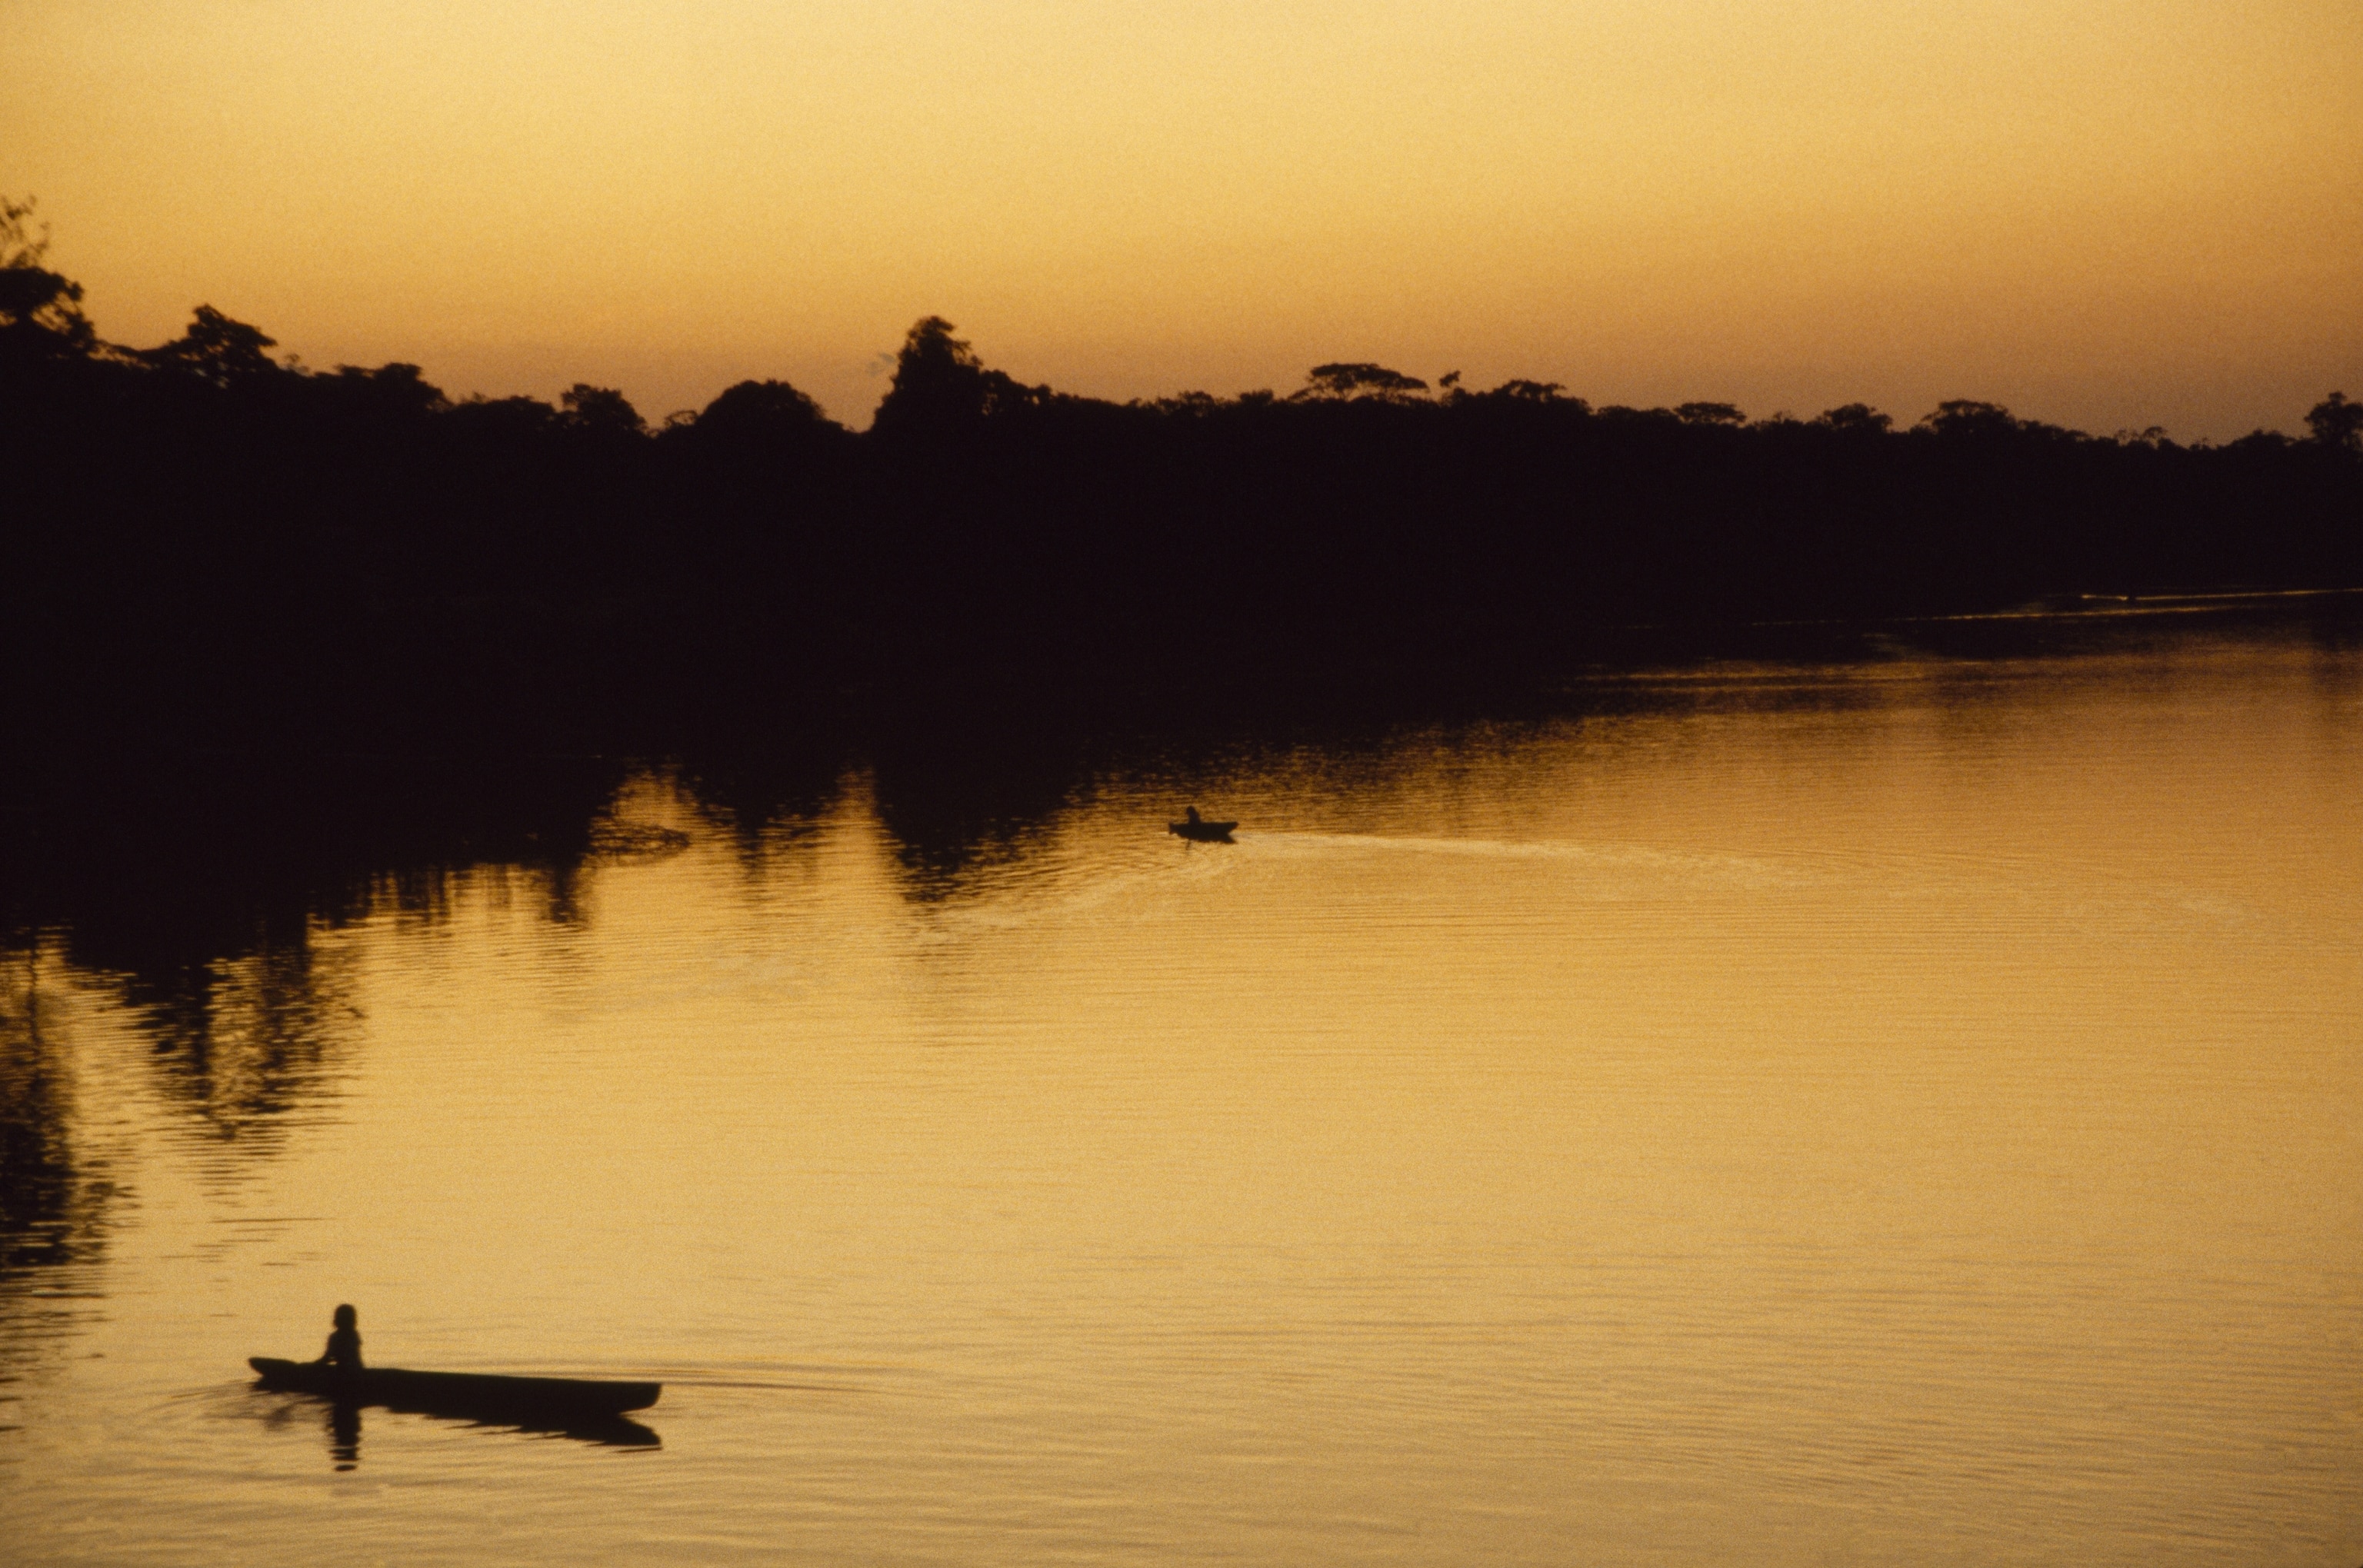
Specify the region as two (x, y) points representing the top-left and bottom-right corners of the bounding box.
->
(4, 606), (2360, 1565)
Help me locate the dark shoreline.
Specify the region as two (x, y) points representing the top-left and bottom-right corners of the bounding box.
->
(5, 274), (2359, 752)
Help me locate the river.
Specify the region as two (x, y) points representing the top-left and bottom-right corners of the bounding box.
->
(4, 601), (2358, 1565)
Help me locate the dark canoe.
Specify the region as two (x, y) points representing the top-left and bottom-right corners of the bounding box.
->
(249, 1357), (660, 1419)
(1168, 819), (1238, 842)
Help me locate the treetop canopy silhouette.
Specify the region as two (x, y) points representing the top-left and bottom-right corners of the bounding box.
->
(1297, 362), (1431, 401)
(2, 196), (2357, 746)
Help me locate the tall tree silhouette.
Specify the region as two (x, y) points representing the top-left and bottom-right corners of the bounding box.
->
(2306, 392), (2361, 453)
(0, 196), (96, 366)
(870, 316), (1048, 441)
(138, 305), (283, 387)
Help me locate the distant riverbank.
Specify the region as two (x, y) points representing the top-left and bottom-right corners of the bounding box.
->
(7, 225), (2359, 748)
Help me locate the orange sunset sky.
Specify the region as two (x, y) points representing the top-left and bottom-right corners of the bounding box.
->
(5, 0), (2358, 438)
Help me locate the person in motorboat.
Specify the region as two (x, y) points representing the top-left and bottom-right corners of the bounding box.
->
(315, 1303), (364, 1370)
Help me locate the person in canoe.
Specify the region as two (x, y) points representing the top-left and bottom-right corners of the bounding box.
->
(1170, 807), (1238, 841)
(314, 1303), (364, 1370)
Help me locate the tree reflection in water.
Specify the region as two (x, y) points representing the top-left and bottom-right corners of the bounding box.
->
(0, 744), (880, 1393)
(0, 941), (117, 1400)
(0, 947), (97, 1273)
(134, 937), (360, 1177)
(7, 602), (2347, 1200)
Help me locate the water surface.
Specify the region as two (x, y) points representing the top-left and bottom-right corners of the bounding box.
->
(5, 611), (2360, 1565)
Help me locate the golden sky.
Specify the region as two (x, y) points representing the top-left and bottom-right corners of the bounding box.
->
(6, 0), (2358, 436)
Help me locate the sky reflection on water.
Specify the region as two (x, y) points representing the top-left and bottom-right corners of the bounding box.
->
(3, 605), (2361, 1566)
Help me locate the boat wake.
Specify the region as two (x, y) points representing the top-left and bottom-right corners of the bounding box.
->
(1245, 830), (1798, 884)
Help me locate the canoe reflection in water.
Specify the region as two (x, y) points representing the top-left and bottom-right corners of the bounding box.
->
(297, 1397), (661, 1466)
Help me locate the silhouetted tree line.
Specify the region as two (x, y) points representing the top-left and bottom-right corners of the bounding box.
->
(5, 199), (2358, 744)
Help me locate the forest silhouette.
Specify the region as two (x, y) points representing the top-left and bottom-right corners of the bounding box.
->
(5, 198), (2361, 747)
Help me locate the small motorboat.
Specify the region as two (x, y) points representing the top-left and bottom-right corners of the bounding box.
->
(1168, 807), (1238, 842)
(248, 1357), (661, 1420)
